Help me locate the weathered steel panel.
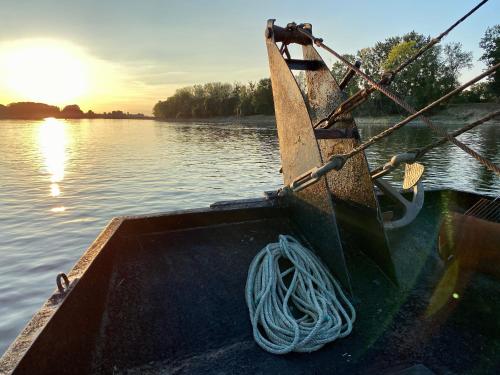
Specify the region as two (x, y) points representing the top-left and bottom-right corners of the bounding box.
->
(302, 45), (377, 206)
(301, 44), (397, 283)
(266, 37), (352, 292)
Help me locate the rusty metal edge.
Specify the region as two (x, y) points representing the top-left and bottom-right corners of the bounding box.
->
(0, 217), (124, 375)
(0, 198), (287, 374)
(266, 31), (353, 293)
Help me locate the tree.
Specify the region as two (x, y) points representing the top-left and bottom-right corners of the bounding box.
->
(331, 54), (359, 97)
(444, 42), (474, 77)
(5, 102), (60, 119)
(236, 82), (255, 116)
(479, 25), (500, 97)
(61, 104), (84, 118)
(383, 40), (471, 110)
(153, 30), (479, 120)
(331, 32), (472, 115)
(453, 82), (493, 103)
(252, 79), (274, 115)
(153, 79), (274, 119)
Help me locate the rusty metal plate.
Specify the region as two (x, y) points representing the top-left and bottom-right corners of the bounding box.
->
(266, 36), (352, 292)
(302, 44), (397, 284)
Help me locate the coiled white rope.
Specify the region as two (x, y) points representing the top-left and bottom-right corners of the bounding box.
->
(245, 235), (356, 354)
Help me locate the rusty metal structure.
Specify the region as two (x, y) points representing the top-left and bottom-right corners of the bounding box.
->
(263, 11), (500, 293)
(265, 19), (397, 291)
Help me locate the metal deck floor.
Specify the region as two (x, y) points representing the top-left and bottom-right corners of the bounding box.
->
(90, 192), (500, 374)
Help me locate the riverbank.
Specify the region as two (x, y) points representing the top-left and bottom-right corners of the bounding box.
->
(154, 102), (499, 126)
(154, 114), (277, 125)
(0, 102), (153, 121)
(357, 102), (500, 126)
(430, 102), (499, 121)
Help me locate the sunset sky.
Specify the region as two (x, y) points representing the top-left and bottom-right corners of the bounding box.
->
(0, 0), (498, 114)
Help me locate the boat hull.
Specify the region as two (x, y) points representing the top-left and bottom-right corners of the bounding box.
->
(1, 190), (498, 374)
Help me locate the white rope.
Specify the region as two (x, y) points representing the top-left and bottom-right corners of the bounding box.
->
(245, 235), (356, 354)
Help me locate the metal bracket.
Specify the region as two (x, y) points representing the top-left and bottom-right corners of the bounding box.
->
(371, 152), (419, 180)
(339, 60), (362, 90)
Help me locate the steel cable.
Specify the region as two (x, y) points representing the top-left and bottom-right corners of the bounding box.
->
(392, 0), (489, 76)
(314, 0), (490, 127)
(297, 28), (500, 175)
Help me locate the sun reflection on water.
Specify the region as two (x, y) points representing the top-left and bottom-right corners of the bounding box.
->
(50, 183), (61, 197)
(38, 118), (67, 209)
(50, 206), (66, 213)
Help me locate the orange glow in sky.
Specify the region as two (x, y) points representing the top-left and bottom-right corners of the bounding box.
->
(0, 39), (167, 114)
(0, 40), (89, 105)
(0, 0), (497, 115)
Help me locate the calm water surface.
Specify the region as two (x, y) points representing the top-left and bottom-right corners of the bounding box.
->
(0, 117), (498, 354)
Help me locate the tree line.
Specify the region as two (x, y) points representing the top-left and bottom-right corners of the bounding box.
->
(0, 102), (149, 120)
(154, 25), (499, 119)
(153, 79), (274, 119)
(331, 26), (499, 116)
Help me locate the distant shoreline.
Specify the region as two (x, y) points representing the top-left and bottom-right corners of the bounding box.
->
(154, 103), (499, 125)
(153, 114), (277, 125)
(0, 115), (155, 121)
(0, 102), (152, 121)
(1, 103), (496, 123)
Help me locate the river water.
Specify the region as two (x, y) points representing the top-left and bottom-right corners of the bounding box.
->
(0, 117), (498, 354)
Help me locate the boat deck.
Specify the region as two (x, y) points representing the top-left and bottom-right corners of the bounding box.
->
(1, 190), (499, 374)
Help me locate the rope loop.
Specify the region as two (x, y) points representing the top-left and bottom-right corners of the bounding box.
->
(245, 235), (355, 354)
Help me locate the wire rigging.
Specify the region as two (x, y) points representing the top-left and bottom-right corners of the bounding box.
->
(336, 64), (500, 163)
(314, 0), (490, 129)
(279, 1), (499, 192)
(305, 35), (500, 175)
(288, 12), (500, 184)
(392, 0), (489, 76)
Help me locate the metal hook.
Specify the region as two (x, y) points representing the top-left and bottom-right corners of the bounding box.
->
(56, 273), (70, 293)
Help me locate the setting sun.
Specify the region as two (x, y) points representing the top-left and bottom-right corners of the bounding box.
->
(0, 40), (89, 104)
